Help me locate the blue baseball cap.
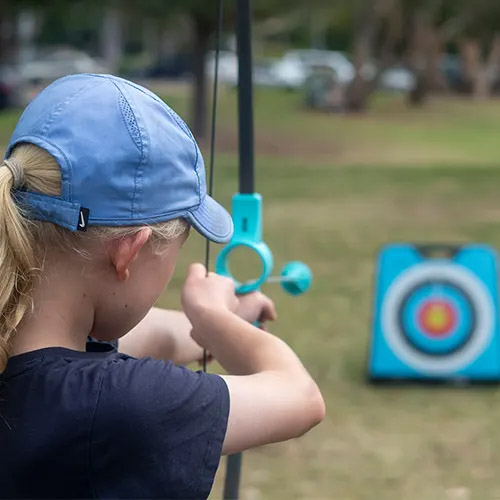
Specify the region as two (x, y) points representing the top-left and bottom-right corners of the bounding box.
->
(5, 73), (233, 243)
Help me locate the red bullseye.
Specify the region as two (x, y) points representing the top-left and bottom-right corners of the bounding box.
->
(418, 300), (457, 337)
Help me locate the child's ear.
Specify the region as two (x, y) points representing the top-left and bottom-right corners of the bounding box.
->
(110, 227), (152, 282)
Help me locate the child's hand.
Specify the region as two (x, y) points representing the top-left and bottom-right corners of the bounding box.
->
(181, 263), (239, 321)
(235, 292), (277, 328)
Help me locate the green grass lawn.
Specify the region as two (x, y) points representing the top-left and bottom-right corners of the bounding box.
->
(156, 87), (500, 500)
(5, 86), (500, 499)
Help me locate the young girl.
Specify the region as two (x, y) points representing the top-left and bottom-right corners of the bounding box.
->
(0, 73), (325, 499)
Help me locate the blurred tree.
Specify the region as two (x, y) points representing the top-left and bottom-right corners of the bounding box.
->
(405, 0), (448, 106)
(186, 1), (219, 143)
(162, 0), (306, 141)
(183, 0), (309, 141)
(0, 0), (97, 63)
(19, 0), (109, 61)
(345, 0), (401, 112)
(344, 0), (452, 110)
(0, 0), (43, 64)
(403, 0), (500, 101)
(452, 0), (500, 98)
(124, 0), (234, 141)
(100, 0), (123, 73)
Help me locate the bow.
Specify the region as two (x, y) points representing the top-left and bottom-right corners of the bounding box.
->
(206, 1), (313, 498)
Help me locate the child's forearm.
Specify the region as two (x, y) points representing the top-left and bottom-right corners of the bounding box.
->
(191, 308), (310, 378)
(119, 308), (203, 365)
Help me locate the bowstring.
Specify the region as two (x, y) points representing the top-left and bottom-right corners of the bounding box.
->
(203, 0), (224, 372)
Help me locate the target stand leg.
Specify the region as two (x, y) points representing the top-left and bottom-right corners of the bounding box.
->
(223, 452), (243, 499)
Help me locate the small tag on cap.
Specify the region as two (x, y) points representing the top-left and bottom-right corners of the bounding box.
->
(77, 207), (90, 232)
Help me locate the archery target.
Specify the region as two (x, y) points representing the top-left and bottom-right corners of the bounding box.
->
(381, 262), (494, 375)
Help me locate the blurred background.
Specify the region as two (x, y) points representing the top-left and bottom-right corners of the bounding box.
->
(5, 0), (500, 498)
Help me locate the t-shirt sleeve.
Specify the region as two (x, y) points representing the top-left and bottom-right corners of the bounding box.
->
(90, 355), (230, 499)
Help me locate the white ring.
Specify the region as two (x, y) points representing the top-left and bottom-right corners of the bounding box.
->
(381, 262), (494, 375)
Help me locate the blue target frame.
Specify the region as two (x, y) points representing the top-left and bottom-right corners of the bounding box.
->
(369, 244), (500, 382)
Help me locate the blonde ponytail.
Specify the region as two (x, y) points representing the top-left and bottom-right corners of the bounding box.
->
(0, 143), (188, 372)
(0, 166), (31, 369)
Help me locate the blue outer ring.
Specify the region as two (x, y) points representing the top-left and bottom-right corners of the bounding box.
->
(215, 240), (274, 294)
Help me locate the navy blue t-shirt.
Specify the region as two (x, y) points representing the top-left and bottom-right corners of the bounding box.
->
(0, 340), (230, 499)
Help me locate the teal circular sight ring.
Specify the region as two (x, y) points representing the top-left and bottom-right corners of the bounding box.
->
(215, 193), (274, 294)
(216, 240), (274, 294)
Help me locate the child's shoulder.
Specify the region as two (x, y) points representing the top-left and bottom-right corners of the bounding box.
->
(96, 353), (229, 430)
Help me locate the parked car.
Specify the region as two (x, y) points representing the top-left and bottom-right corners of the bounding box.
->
(144, 53), (192, 79)
(345, 58), (416, 92)
(206, 51), (287, 89)
(206, 50), (238, 85)
(380, 66), (416, 92)
(0, 65), (25, 109)
(253, 58), (282, 87)
(439, 53), (500, 94)
(205, 49), (416, 93)
(18, 47), (107, 85)
(269, 50), (355, 89)
(440, 54), (468, 92)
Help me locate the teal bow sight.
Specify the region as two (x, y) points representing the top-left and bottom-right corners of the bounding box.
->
(215, 193), (312, 296)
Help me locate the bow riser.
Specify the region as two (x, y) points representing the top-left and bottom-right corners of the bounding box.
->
(215, 1), (312, 498)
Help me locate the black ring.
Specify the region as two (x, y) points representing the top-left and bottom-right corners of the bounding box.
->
(396, 279), (476, 357)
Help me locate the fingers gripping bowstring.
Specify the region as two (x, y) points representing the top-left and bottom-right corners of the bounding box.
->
(203, 0), (224, 372)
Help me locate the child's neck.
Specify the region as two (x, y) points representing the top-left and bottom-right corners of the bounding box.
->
(10, 263), (95, 356)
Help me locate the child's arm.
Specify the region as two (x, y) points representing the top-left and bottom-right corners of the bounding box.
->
(182, 264), (326, 456)
(118, 293), (277, 365)
(119, 308), (204, 365)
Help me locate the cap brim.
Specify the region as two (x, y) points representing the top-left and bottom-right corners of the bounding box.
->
(186, 195), (233, 244)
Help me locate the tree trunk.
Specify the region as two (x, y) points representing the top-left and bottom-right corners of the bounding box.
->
(0, 1), (16, 65)
(345, 0), (379, 112)
(459, 37), (493, 99)
(100, 4), (123, 73)
(486, 34), (500, 95)
(16, 9), (38, 64)
(345, 0), (398, 112)
(408, 10), (431, 106)
(190, 14), (211, 142)
(426, 29), (447, 93)
(142, 19), (160, 63)
(310, 8), (326, 50)
(407, 6), (448, 105)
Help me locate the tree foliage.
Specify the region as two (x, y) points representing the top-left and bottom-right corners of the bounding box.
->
(3, 0), (500, 118)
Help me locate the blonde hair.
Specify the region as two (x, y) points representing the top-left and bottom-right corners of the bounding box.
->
(0, 143), (188, 371)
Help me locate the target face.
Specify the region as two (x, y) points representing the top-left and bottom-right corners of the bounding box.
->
(381, 262), (494, 375)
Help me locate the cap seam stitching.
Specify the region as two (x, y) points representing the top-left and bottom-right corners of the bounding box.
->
(39, 79), (102, 139)
(34, 79), (103, 200)
(110, 81), (147, 218)
(116, 78), (202, 206)
(163, 107), (201, 205)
